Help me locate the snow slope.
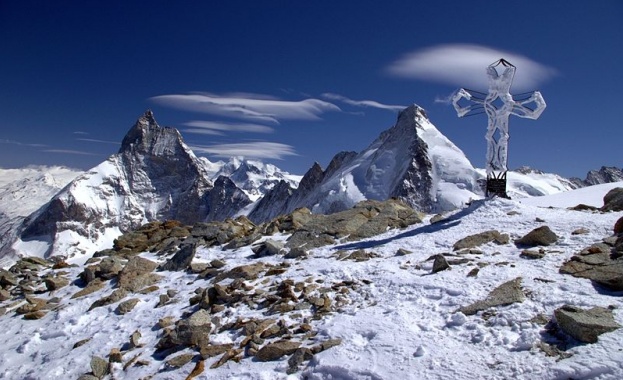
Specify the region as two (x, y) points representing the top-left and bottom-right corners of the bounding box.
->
(1, 184), (622, 379)
(0, 166), (83, 265)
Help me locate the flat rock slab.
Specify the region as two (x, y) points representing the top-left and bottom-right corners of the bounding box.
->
(255, 340), (301, 362)
(460, 277), (525, 316)
(453, 230), (509, 251)
(554, 305), (620, 343)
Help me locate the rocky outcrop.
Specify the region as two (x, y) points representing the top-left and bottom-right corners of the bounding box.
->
(554, 305), (620, 343)
(571, 166), (623, 188)
(601, 188), (623, 212)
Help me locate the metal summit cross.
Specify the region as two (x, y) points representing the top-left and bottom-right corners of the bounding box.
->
(453, 58), (546, 198)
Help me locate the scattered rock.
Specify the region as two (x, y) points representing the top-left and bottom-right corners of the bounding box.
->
(395, 248), (412, 256)
(116, 298), (140, 315)
(44, 276), (70, 291)
(520, 249), (546, 259)
(165, 353), (195, 368)
(108, 348), (123, 363)
(23, 310), (47, 320)
(185, 359), (205, 380)
(72, 279), (106, 299)
(430, 213), (446, 224)
(287, 347), (314, 374)
(614, 216), (623, 234)
(73, 338), (92, 349)
(159, 244), (197, 272)
(571, 228), (590, 235)
(199, 343), (234, 359)
(90, 356), (109, 378)
(554, 305), (621, 343)
(453, 230), (509, 251)
(175, 309), (213, 347)
(432, 254), (450, 273)
(89, 289), (128, 311)
(253, 239), (286, 258)
(515, 226), (558, 247)
(460, 277), (525, 316)
(0, 289), (10, 301)
(466, 268), (479, 277)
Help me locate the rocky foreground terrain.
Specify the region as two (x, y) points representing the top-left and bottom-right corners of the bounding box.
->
(1, 187), (623, 379)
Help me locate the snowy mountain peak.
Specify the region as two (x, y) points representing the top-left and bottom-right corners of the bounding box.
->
(11, 111), (252, 260)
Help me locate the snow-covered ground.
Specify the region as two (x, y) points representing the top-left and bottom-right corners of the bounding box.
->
(1, 184), (622, 379)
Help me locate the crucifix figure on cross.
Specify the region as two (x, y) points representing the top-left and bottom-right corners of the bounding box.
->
(452, 58), (546, 198)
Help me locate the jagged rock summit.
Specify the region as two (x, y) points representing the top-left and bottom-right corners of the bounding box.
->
(249, 104), (480, 222)
(14, 111), (251, 259)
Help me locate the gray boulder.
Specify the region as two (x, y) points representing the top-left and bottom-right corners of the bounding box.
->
(159, 244), (197, 271)
(554, 305), (620, 343)
(175, 309), (213, 348)
(252, 239), (286, 258)
(515, 226), (558, 247)
(117, 256), (161, 292)
(432, 254), (450, 273)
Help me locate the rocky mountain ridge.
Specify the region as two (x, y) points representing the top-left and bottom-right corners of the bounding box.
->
(1, 106), (619, 263)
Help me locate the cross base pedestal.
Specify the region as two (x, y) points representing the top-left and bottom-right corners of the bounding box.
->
(486, 172), (509, 199)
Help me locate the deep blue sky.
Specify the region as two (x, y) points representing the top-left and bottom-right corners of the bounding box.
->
(1, 1), (621, 179)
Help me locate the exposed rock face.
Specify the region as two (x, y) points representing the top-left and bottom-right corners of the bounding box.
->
(284, 199), (423, 249)
(560, 241), (623, 290)
(602, 188), (623, 212)
(16, 111), (251, 259)
(249, 104), (479, 223)
(554, 305), (620, 343)
(571, 166), (623, 187)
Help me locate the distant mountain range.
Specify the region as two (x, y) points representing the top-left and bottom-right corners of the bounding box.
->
(0, 106), (620, 263)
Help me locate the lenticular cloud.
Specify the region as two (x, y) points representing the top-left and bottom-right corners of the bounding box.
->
(150, 93), (341, 124)
(387, 44), (557, 92)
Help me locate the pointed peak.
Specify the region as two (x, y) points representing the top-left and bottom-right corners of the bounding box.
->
(400, 104), (427, 119)
(140, 109), (156, 122)
(119, 110), (185, 157)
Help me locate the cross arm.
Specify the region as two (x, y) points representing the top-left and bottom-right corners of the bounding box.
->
(452, 88), (486, 117)
(510, 91), (546, 120)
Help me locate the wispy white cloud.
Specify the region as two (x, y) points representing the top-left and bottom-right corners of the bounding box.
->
(43, 149), (100, 156)
(150, 92), (341, 124)
(321, 93), (405, 112)
(386, 44), (557, 92)
(76, 138), (120, 145)
(434, 93), (456, 105)
(191, 142), (297, 160)
(0, 139), (47, 148)
(183, 121), (274, 135)
(73, 131), (89, 135)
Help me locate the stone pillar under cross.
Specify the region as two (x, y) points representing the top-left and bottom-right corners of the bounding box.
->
(453, 58), (546, 198)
